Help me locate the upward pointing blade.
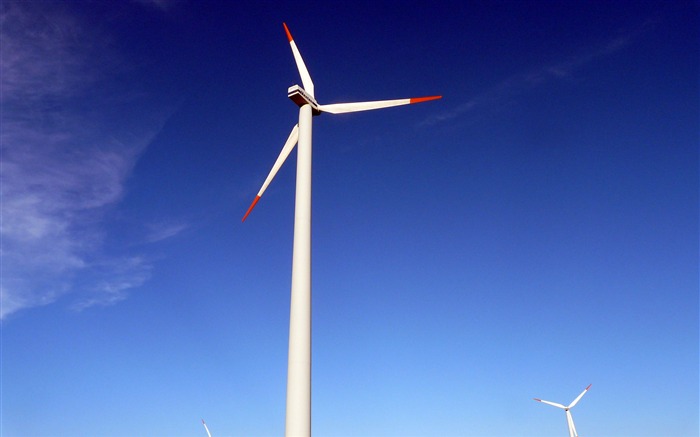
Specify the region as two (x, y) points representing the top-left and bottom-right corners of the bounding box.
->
(242, 124), (300, 222)
(319, 95), (442, 114)
(201, 419), (212, 437)
(283, 23), (315, 97)
(568, 384), (592, 409)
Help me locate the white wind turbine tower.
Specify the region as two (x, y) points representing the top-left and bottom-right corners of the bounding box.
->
(242, 23), (441, 437)
(534, 384), (592, 437)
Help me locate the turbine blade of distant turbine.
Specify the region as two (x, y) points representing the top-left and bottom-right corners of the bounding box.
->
(319, 95), (442, 114)
(566, 410), (578, 437)
(533, 398), (567, 409)
(201, 419), (212, 437)
(283, 23), (314, 97)
(242, 124), (300, 222)
(568, 384), (592, 408)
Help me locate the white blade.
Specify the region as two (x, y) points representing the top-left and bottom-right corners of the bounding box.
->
(283, 23), (314, 97)
(568, 384), (592, 409)
(533, 398), (567, 409)
(242, 124), (299, 222)
(319, 95), (441, 114)
(567, 410), (578, 437)
(201, 419), (212, 437)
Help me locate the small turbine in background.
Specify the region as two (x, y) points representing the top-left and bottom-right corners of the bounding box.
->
(534, 384), (592, 437)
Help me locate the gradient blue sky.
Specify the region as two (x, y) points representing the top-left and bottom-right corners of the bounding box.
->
(2, 1), (698, 436)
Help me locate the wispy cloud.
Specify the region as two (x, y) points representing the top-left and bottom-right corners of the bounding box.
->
(421, 28), (646, 127)
(144, 221), (189, 243)
(1, 4), (173, 320)
(132, 0), (183, 12)
(70, 256), (153, 311)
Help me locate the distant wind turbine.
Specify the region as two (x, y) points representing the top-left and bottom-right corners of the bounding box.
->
(242, 23), (441, 437)
(534, 384), (592, 437)
(201, 419), (212, 437)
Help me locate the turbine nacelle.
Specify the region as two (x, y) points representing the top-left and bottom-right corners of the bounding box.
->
(288, 85), (321, 115)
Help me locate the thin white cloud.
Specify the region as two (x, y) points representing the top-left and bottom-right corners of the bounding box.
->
(144, 221), (189, 243)
(0, 3), (171, 320)
(132, 0), (183, 11)
(70, 256), (152, 311)
(420, 29), (643, 128)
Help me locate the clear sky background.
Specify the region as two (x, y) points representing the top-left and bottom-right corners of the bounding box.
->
(2, 1), (698, 436)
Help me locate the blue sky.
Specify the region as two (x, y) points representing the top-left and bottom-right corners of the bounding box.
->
(1, 1), (697, 436)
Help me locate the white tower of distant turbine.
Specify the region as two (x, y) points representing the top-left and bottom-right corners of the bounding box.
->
(242, 23), (441, 437)
(534, 384), (592, 437)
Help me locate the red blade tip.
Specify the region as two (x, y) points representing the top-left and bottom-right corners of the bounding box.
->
(283, 23), (293, 42)
(242, 196), (261, 222)
(410, 95), (442, 104)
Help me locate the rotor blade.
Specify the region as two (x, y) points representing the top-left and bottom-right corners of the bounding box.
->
(568, 384), (592, 409)
(567, 410), (579, 437)
(533, 398), (567, 409)
(242, 124), (299, 222)
(201, 419), (212, 437)
(318, 95), (442, 114)
(283, 23), (314, 97)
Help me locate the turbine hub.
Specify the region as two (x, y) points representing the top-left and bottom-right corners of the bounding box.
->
(288, 85), (321, 115)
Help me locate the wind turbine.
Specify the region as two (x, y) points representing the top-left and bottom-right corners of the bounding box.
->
(242, 23), (441, 437)
(534, 384), (592, 437)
